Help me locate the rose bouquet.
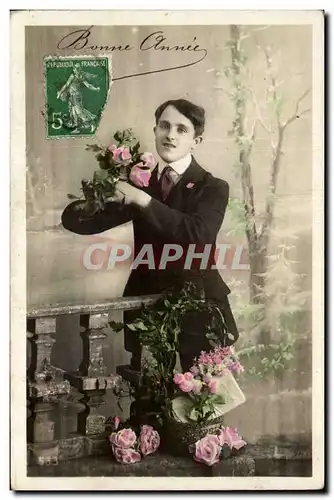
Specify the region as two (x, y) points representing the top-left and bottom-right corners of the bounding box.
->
(108, 416), (160, 464)
(189, 426), (246, 466)
(173, 346), (244, 424)
(67, 128), (156, 217)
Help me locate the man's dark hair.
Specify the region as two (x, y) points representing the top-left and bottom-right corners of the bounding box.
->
(154, 99), (205, 137)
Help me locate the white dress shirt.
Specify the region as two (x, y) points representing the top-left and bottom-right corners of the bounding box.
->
(157, 153), (192, 184)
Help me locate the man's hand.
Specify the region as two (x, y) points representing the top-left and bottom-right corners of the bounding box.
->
(108, 181), (151, 208)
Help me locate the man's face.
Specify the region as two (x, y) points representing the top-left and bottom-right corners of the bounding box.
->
(154, 105), (202, 163)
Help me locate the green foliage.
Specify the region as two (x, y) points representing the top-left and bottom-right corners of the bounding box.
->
(237, 336), (296, 380)
(110, 282), (231, 418)
(67, 128), (148, 215)
(186, 389), (227, 424)
(226, 196), (255, 237)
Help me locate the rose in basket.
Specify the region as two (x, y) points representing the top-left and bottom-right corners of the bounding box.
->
(67, 128), (156, 217)
(108, 416), (160, 464)
(172, 345), (245, 424)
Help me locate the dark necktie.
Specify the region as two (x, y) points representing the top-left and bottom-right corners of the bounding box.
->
(160, 166), (175, 201)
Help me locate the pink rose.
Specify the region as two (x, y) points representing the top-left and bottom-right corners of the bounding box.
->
(108, 145), (132, 163)
(109, 428), (137, 449)
(129, 163), (151, 187)
(121, 147), (132, 161)
(207, 379), (217, 394)
(108, 145), (123, 160)
(184, 372), (193, 381)
(139, 425), (160, 456)
(141, 152), (156, 169)
(112, 416), (121, 431)
(179, 380), (194, 393)
(173, 373), (185, 385)
(186, 182), (195, 189)
(193, 434), (221, 466)
(112, 446), (142, 464)
(218, 426), (247, 450)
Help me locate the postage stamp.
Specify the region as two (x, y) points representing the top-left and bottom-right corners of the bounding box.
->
(44, 55), (112, 138)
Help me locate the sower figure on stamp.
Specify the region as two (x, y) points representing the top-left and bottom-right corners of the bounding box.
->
(62, 99), (239, 372)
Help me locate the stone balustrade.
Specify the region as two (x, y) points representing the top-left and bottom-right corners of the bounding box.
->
(26, 294), (161, 466)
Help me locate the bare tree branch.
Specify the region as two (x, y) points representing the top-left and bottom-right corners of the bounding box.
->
(212, 85), (236, 98)
(249, 119), (257, 143)
(251, 90), (272, 135)
(229, 25), (259, 246)
(282, 89), (311, 129)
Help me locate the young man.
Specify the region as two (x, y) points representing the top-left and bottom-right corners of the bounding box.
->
(62, 98), (239, 371)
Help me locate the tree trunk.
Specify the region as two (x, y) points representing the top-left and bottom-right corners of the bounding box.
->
(248, 242), (271, 344)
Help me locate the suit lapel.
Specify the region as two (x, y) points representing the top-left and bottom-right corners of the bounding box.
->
(145, 165), (162, 199)
(166, 157), (206, 208)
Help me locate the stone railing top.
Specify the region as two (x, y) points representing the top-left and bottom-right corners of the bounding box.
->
(27, 294), (161, 319)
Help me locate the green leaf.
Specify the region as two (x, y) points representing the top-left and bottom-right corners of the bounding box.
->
(131, 141), (140, 155)
(86, 144), (103, 152)
(109, 321), (124, 332)
(211, 394), (227, 405)
(113, 131), (122, 143)
(67, 193), (81, 200)
(93, 169), (109, 181)
(188, 408), (200, 421)
(135, 321), (148, 331)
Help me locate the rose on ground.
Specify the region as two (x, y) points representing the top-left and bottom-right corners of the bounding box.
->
(109, 428), (137, 449)
(112, 416), (120, 431)
(218, 426), (247, 450)
(193, 434), (222, 466)
(112, 446), (142, 464)
(139, 425), (160, 456)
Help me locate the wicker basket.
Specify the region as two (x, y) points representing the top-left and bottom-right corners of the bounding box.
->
(162, 415), (224, 457)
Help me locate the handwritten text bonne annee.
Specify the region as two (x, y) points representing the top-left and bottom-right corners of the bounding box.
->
(57, 26), (208, 58)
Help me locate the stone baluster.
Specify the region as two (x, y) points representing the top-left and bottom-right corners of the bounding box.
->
(76, 313), (121, 438)
(27, 316), (70, 466)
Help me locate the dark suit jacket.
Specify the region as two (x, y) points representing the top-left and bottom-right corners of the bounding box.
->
(61, 156), (239, 361)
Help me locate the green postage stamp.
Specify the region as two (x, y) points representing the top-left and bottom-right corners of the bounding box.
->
(44, 56), (112, 138)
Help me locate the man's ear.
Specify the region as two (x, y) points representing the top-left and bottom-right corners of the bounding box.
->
(194, 135), (203, 146)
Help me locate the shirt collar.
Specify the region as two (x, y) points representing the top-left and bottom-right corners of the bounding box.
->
(158, 153), (192, 177)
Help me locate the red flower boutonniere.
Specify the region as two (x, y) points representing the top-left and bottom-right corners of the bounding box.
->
(186, 182), (195, 189)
